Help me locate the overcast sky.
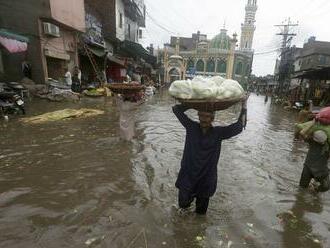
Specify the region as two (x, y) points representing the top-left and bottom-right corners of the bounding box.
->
(140, 0), (330, 76)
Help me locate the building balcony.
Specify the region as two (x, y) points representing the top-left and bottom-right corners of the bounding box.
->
(122, 0), (146, 27)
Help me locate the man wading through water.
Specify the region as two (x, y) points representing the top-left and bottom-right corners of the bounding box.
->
(172, 99), (247, 215)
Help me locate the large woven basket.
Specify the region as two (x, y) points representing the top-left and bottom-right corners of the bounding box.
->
(108, 83), (144, 95)
(175, 97), (243, 112)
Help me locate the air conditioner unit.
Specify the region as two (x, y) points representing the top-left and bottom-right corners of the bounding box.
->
(43, 22), (60, 37)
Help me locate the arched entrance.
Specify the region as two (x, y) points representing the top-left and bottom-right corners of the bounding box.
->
(235, 61), (243, 75)
(207, 59), (215, 72)
(169, 67), (181, 83)
(187, 59), (195, 71)
(196, 59), (205, 72)
(217, 60), (227, 73)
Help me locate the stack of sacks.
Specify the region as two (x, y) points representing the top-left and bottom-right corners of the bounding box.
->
(169, 76), (244, 100)
(296, 120), (330, 143)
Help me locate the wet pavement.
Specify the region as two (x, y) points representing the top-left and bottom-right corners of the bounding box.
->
(0, 91), (329, 248)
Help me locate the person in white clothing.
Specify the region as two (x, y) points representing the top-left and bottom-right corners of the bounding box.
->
(116, 94), (144, 141)
(64, 68), (72, 86)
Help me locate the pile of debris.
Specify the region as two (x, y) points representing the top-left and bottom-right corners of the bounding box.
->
(20, 78), (80, 102)
(21, 108), (104, 124)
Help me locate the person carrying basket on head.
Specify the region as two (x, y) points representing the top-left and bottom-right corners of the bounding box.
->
(172, 97), (248, 215)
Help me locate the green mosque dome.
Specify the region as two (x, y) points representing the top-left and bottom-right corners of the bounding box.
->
(209, 29), (231, 50)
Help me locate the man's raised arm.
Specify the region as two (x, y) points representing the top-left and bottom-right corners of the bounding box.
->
(172, 104), (194, 128)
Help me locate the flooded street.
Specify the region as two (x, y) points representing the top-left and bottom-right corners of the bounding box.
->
(0, 91), (329, 248)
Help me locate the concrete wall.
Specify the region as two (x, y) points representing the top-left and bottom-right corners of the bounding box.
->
(40, 23), (78, 80)
(49, 0), (85, 32)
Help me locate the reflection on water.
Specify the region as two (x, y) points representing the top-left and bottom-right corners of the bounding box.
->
(0, 92), (329, 247)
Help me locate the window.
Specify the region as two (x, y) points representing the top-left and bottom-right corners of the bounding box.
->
(207, 60), (215, 72)
(128, 24), (131, 39)
(319, 55), (327, 65)
(235, 62), (243, 75)
(119, 13), (123, 28)
(196, 60), (204, 72)
(139, 29), (143, 39)
(187, 59), (194, 70)
(217, 60), (227, 73)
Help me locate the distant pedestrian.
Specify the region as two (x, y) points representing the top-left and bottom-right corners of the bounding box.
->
(64, 68), (72, 86)
(300, 130), (330, 192)
(116, 95), (143, 141)
(71, 66), (82, 93)
(22, 60), (32, 79)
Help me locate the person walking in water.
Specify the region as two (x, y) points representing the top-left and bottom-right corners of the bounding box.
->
(172, 99), (247, 215)
(300, 130), (330, 192)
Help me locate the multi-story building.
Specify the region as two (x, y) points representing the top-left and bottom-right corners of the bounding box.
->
(163, 0), (257, 87)
(292, 37), (330, 104)
(0, 0), (153, 84)
(81, 0), (153, 82)
(0, 0), (85, 84)
(295, 37), (330, 72)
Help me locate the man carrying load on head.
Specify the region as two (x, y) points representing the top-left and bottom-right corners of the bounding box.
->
(172, 99), (247, 215)
(300, 130), (330, 192)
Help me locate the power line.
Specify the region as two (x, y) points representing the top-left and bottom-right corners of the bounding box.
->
(254, 48), (280, 56)
(275, 18), (298, 51)
(144, 0), (198, 32)
(145, 11), (180, 35)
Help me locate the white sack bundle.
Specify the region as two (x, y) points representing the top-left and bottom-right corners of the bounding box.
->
(209, 76), (225, 87)
(191, 77), (218, 99)
(216, 79), (244, 100)
(169, 80), (193, 99)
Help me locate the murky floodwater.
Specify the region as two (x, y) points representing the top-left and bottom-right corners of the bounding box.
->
(0, 91), (329, 248)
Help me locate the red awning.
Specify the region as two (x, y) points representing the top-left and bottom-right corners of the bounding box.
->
(0, 36), (27, 53)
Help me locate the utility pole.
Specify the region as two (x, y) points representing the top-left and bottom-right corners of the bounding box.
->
(275, 18), (298, 52)
(274, 18), (298, 95)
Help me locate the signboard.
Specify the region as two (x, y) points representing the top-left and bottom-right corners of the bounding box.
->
(44, 49), (70, 60)
(84, 13), (105, 47)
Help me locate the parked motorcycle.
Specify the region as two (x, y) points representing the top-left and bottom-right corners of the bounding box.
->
(0, 91), (25, 116)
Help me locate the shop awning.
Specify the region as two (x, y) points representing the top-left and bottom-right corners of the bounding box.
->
(0, 29), (29, 43)
(0, 29), (29, 53)
(88, 46), (106, 57)
(120, 40), (156, 65)
(107, 54), (126, 67)
(294, 66), (330, 80)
